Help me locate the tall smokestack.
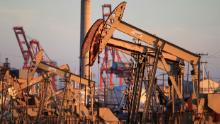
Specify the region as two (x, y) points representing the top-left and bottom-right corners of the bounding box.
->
(80, 0), (91, 78)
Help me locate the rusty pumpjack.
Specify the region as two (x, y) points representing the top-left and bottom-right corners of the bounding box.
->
(0, 49), (120, 124)
(82, 1), (200, 123)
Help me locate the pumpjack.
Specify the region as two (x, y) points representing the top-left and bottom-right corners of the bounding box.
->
(82, 1), (201, 123)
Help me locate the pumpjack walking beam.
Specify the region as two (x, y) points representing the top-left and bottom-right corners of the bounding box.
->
(82, 18), (189, 123)
(82, 18), (184, 100)
(98, 1), (200, 98)
(82, 2), (200, 99)
(33, 51), (95, 87)
(81, 0), (201, 121)
(99, 2), (199, 64)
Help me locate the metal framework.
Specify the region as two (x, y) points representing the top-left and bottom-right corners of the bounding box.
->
(99, 4), (131, 108)
(81, 1), (200, 123)
(13, 26), (57, 90)
(0, 1), (212, 124)
(13, 27), (33, 68)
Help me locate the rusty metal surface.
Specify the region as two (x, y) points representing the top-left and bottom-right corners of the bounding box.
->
(1, 2), (213, 124)
(81, 19), (103, 66)
(208, 93), (220, 114)
(99, 107), (119, 123)
(99, 2), (127, 55)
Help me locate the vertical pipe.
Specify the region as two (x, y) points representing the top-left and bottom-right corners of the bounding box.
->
(163, 74), (165, 112)
(202, 63), (205, 93)
(208, 71), (210, 93)
(172, 85), (175, 114)
(80, 0), (91, 78)
(186, 62), (189, 96)
(181, 73), (183, 97)
(197, 58), (201, 97)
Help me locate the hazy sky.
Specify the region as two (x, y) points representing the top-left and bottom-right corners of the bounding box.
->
(0, 0), (220, 81)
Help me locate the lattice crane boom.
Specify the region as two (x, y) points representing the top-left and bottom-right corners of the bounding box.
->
(13, 26), (33, 68)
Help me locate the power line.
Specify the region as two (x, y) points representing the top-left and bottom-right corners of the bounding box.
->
(208, 50), (220, 57)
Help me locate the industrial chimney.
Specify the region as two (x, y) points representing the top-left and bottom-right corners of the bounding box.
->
(80, 0), (91, 78)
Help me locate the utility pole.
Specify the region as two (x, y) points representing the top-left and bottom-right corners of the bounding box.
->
(186, 62), (189, 96)
(201, 61), (208, 93)
(198, 53), (208, 94)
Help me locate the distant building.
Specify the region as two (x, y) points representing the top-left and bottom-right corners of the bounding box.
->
(200, 79), (220, 94)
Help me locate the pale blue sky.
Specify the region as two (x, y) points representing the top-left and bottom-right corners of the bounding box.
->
(0, 0), (220, 81)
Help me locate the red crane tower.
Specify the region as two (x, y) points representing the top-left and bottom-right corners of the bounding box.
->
(100, 4), (131, 106)
(13, 27), (33, 69)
